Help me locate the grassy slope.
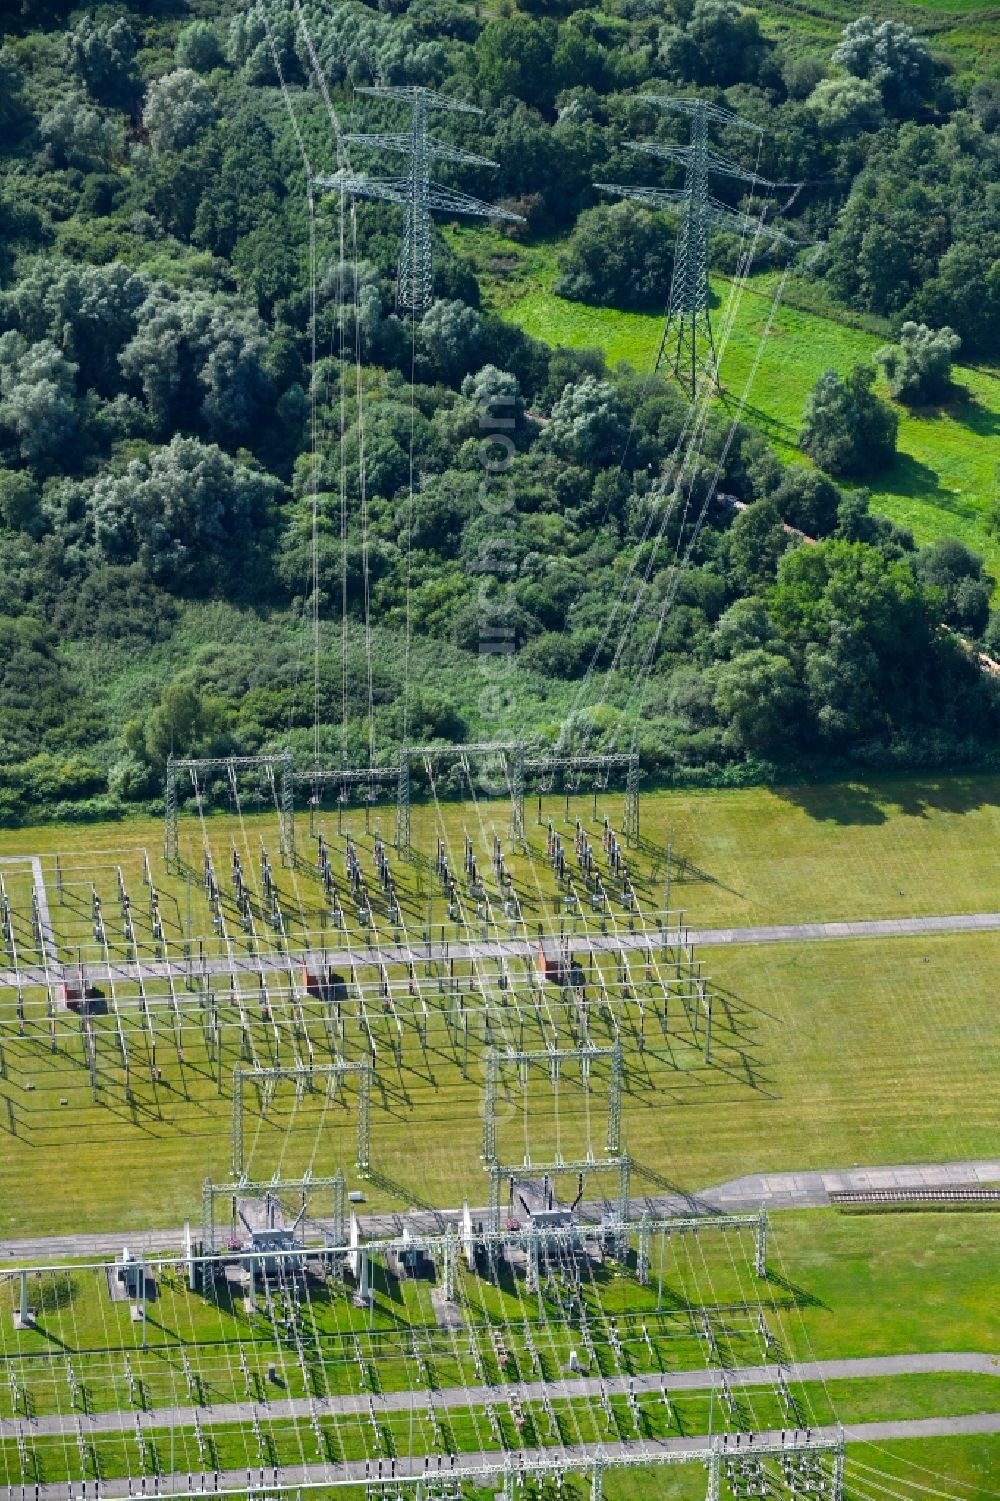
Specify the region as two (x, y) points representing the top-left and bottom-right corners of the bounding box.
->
(757, 0), (1000, 69)
(460, 228), (1000, 572)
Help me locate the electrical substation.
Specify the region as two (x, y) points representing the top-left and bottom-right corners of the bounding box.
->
(0, 4), (856, 1498)
(0, 760), (846, 1501)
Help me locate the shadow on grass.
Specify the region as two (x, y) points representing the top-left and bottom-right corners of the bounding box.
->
(773, 782), (889, 826)
(773, 774), (1000, 826)
(924, 387), (1000, 440)
(639, 836), (745, 899)
(879, 448), (943, 505)
(720, 394), (798, 445)
(364, 1166), (445, 1220)
(670, 851), (746, 898)
(764, 1269), (828, 1312)
(628, 1159), (719, 1214)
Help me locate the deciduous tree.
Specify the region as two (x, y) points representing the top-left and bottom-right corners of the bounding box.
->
(799, 364), (898, 477)
(556, 202), (675, 310)
(67, 14), (136, 107)
(876, 321), (961, 404)
(143, 68), (215, 155)
(832, 15), (934, 114)
(90, 435), (278, 591)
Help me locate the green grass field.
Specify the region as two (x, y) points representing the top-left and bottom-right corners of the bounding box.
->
(0, 774), (997, 1235)
(453, 227), (1000, 574)
(6, 771), (1000, 929)
(607, 1436), (1000, 1501)
(768, 1210), (999, 1362)
(0, 777), (997, 1492)
(7, 1210), (994, 1410)
(751, 0), (1000, 71)
(0, 1209), (996, 1489)
(4, 907), (996, 1229)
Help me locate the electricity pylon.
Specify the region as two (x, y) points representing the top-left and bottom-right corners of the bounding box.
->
(313, 85), (523, 316)
(597, 95), (795, 396)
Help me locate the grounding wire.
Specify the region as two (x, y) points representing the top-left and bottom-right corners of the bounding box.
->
(611, 255), (798, 761)
(549, 245), (763, 759)
(420, 757), (518, 1056)
(845, 1469), (987, 1501)
(605, 191), (785, 703)
(458, 758), (568, 1081)
(591, 182), (798, 758)
(260, 0), (325, 783)
(272, 1), (380, 779)
(594, 117), (780, 504)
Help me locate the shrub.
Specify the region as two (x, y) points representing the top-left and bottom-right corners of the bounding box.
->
(555, 201), (674, 310)
(875, 322), (961, 404)
(800, 364), (898, 477)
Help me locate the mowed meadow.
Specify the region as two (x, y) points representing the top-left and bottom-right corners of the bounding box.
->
(752, 0), (1000, 74)
(452, 228), (1000, 576)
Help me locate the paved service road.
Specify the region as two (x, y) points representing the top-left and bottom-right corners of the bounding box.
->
(2, 1158), (998, 1262)
(2, 1351), (997, 1442)
(20, 1412), (1000, 1500)
(688, 911), (1000, 946)
(690, 1156), (1000, 1214)
(4, 909), (1000, 990)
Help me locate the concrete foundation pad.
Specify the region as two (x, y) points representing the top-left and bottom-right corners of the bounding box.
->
(431, 1288), (464, 1329)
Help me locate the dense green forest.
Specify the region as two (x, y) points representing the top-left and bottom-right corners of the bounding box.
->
(0, 0), (998, 820)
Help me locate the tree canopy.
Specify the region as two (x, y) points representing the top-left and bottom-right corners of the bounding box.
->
(875, 322), (961, 404)
(556, 202), (675, 310)
(0, 0), (996, 818)
(800, 365), (899, 478)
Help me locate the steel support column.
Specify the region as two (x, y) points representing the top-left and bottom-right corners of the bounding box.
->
(231, 1063), (372, 1179)
(755, 1207), (768, 1277)
(395, 744), (411, 853)
(164, 758), (178, 866)
(623, 755), (640, 847)
(279, 752), (295, 867)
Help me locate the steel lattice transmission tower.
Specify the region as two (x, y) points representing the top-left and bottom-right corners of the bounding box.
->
(313, 85), (523, 316)
(598, 95), (794, 395)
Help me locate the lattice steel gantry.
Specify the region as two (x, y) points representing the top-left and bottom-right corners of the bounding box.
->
(231, 1061), (372, 1178)
(164, 753), (295, 868)
(486, 1152), (632, 1235)
(482, 1041), (624, 1164)
(313, 85), (523, 316)
(395, 739), (527, 853)
(598, 94), (797, 396)
(0, 1228), (849, 1501)
(525, 749), (641, 846)
(201, 1170), (347, 1253)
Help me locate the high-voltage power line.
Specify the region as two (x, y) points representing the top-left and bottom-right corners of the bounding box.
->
(598, 95), (797, 394)
(313, 84), (523, 316)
